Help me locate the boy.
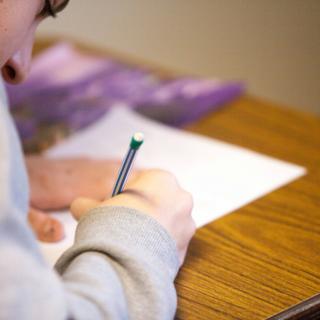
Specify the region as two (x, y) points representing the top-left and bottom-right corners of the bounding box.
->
(0, 1), (195, 319)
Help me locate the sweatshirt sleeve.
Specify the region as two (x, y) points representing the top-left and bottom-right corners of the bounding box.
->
(0, 205), (180, 320)
(55, 206), (180, 320)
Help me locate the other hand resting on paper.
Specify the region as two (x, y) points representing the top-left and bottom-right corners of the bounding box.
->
(71, 169), (196, 265)
(26, 156), (138, 243)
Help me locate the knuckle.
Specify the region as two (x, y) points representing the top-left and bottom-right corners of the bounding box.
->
(182, 190), (194, 210)
(158, 169), (174, 178)
(186, 219), (196, 239)
(146, 168), (176, 181)
(190, 219), (196, 234)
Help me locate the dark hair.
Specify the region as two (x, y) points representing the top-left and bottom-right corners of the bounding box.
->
(54, 0), (70, 15)
(40, 0), (70, 18)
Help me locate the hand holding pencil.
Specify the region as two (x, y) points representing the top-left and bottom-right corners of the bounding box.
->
(70, 132), (195, 265)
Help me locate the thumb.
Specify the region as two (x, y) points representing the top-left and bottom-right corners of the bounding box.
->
(70, 197), (101, 220)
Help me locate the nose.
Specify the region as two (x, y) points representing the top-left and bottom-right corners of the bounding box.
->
(1, 30), (35, 84)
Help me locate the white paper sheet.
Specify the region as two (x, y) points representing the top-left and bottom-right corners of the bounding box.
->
(40, 106), (306, 265)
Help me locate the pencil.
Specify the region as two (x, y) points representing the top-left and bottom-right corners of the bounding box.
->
(111, 132), (144, 197)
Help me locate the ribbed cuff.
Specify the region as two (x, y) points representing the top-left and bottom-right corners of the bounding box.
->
(55, 206), (180, 279)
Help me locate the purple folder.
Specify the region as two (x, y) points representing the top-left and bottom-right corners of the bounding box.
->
(6, 43), (245, 151)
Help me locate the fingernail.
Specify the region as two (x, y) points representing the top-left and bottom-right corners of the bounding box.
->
(44, 221), (55, 236)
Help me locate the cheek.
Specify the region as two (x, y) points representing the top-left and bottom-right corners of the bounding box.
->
(0, 0), (40, 67)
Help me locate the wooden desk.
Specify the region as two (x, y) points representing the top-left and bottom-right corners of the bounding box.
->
(35, 39), (320, 320)
(180, 97), (320, 319)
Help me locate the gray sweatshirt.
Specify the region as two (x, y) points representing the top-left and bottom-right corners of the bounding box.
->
(0, 78), (180, 320)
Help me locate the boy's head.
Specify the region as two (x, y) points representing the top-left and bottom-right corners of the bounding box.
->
(0, 0), (69, 84)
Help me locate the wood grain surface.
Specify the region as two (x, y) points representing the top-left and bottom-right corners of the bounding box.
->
(34, 39), (320, 320)
(178, 97), (320, 319)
